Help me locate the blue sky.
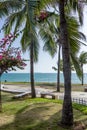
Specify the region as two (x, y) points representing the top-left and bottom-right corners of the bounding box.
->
(0, 5), (87, 73)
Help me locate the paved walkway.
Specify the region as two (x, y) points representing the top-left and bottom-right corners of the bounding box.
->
(1, 84), (53, 94)
(58, 92), (87, 100)
(1, 84), (87, 105)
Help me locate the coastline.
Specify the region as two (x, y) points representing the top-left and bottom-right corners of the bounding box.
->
(1, 73), (84, 84)
(1, 82), (86, 92)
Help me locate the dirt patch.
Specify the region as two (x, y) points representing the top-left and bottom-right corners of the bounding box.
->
(0, 115), (14, 126)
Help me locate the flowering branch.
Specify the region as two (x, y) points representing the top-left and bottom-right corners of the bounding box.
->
(0, 33), (27, 75)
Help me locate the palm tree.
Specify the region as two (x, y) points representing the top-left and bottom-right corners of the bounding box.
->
(38, 15), (60, 91)
(38, 0), (86, 126)
(37, 0), (86, 126)
(58, 0), (86, 126)
(2, 0), (40, 98)
(38, 11), (86, 92)
(59, 0), (73, 125)
(1, 0), (86, 126)
(78, 51), (87, 85)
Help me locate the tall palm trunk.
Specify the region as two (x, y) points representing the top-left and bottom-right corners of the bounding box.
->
(30, 42), (36, 98)
(59, 0), (73, 126)
(81, 64), (84, 85)
(57, 44), (61, 92)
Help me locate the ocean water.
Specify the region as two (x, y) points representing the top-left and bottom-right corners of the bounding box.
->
(1, 73), (87, 84)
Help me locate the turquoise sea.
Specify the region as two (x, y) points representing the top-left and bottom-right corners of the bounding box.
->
(1, 73), (87, 84)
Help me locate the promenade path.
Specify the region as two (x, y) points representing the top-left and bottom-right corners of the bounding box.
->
(1, 84), (87, 105)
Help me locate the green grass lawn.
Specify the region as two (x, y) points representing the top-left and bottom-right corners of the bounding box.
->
(0, 92), (87, 130)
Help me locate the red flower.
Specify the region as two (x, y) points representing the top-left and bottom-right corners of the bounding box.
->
(39, 12), (48, 20)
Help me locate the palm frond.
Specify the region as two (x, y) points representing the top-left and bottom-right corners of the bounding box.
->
(71, 53), (82, 80)
(39, 25), (57, 57)
(3, 7), (26, 34)
(0, 0), (23, 18)
(79, 51), (87, 64)
(78, 32), (86, 41)
(69, 37), (80, 55)
(33, 35), (39, 62)
(67, 16), (86, 55)
(38, 0), (56, 10)
(21, 23), (31, 52)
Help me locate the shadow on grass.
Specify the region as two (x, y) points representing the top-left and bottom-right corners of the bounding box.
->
(74, 110), (87, 128)
(1, 97), (87, 130)
(0, 100), (68, 130)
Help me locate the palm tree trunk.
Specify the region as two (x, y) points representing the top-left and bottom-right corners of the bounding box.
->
(82, 65), (84, 85)
(0, 73), (2, 112)
(30, 42), (36, 98)
(59, 0), (73, 126)
(57, 44), (61, 92)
